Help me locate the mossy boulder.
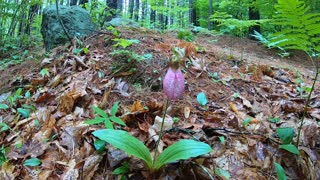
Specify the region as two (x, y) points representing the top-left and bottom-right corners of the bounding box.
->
(41, 5), (96, 51)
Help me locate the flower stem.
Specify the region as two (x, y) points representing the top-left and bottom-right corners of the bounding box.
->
(153, 99), (170, 165)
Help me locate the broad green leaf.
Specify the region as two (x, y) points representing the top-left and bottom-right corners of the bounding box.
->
(0, 104), (9, 110)
(84, 117), (105, 125)
(232, 93), (240, 98)
(276, 127), (294, 144)
(143, 53), (153, 59)
(92, 106), (108, 118)
(111, 102), (119, 116)
(197, 92), (207, 106)
(17, 108), (30, 118)
(219, 136), (225, 144)
(93, 129), (152, 168)
(40, 68), (49, 77)
(110, 116), (126, 126)
(94, 139), (106, 153)
(215, 168), (231, 179)
(154, 139), (212, 170)
(274, 162), (287, 180)
(23, 158), (41, 167)
(0, 123), (10, 132)
(279, 144), (300, 155)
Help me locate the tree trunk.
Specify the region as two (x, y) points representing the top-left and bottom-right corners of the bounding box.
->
(25, 4), (40, 35)
(70, 0), (77, 6)
(107, 0), (117, 18)
(248, 2), (260, 38)
(134, 0), (139, 21)
(150, 8), (156, 28)
(117, 0), (123, 16)
(129, 0), (134, 19)
(208, 0), (213, 30)
(79, 0), (88, 5)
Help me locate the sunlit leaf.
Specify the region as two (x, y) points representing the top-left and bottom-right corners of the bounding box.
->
(274, 162), (287, 180)
(111, 102), (119, 116)
(268, 117), (280, 123)
(17, 108), (30, 118)
(40, 68), (49, 77)
(276, 127), (294, 144)
(219, 136), (225, 144)
(25, 91), (31, 99)
(279, 144), (300, 155)
(0, 123), (10, 132)
(242, 117), (252, 127)
(110, 116), (126, 126)
(215, 168), (231, 179)
(84, 117), (105, 125)
(197, 92), (207, 106)
(0, 104), (9, 110)
(154, 139), (212, 170)
(23, 158), (41, 167)
(94, 139), (106, 153)
(92, 106), (108, 118)
(93, 129), (153, 169)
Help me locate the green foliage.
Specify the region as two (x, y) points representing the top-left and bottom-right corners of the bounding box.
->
(196, 92), (208, 106)
(279, 144), (300, 155)
(0, 123), (10, 132)
(177, 29), (194, 42)
(40, 68), (50, 77)
(274, 162), (287, 180)
(268, 117), (280, 123)
(17, 108), (30, 118)
(0, 145), (9, 166)
(84, 103), (126, 129)
(215, 168), (231, 179)
(93, 129), (212, 170)
(94, 139), (106, 153)
(112, 162), (130, 175)
(242, 117), (252, 127)
(276, 127), (300, 155)
(0, 104), (9, 110)
(7, 88), (23, 107)
(260, 0), (320, 54)
(83, 1), (109, 28)
(23, 158), (41, 167)
(112, 38), (140, 49)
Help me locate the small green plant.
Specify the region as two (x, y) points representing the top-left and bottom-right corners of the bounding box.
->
(40, 68), (50, 77)
(177, 29), (194, 42)
(242, 117), (252, 127)
(112, 38), (140, 49)
(85, 102), (126, 129)
(23, 157), (41, 167)
(197, 92), (208, 107)
(107, 26), (120, 37)
(93, 129), (211, 171)
(112, 162), (130, 178)
(0, 145), (9, 166)
(7, 88), (23, 107)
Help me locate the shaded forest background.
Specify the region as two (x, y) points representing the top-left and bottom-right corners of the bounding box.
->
(1, 0), (320, 69)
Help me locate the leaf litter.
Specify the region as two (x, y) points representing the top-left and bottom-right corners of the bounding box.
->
(0, 27), (319, 179)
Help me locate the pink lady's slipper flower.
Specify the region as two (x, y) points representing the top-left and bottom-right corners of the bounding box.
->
(163, 48), (185, 101)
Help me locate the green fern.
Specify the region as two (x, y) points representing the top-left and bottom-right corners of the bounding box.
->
(268, 0), (320, 53)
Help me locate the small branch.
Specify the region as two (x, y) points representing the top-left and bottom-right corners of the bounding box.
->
(55, 0), (72, 41)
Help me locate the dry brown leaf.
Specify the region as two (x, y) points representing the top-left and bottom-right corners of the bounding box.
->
(184, 106), (191, 118)
(229, 102), (241, 117)
(82, 154), (103, 180)
(130, 100), (145, 113)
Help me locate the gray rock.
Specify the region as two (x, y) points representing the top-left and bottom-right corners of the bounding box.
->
(105, 17), (140, 27)
(41, 5), (96, 51)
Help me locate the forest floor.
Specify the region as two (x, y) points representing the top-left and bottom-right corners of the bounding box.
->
(0, 27), (319, 179)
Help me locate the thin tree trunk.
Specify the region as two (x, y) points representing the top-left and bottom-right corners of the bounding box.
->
(70, 0), (77, 6)
(117, 0), (123, 16)
(134, 0), (139, 21)
(25, 4), (40, 35)
(129, 0), (134, 19)
(248, 1), (260, 38)
(208, 0), (213, 30)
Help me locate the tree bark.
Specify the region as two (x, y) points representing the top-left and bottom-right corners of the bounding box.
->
(248, 2), (261, 38)
(25, 3), (40, 35)
(70, 0), (77, 6)
(134, 0), (139, 21)
(117, 0), (123, 16)
(129, 0), (134, 19)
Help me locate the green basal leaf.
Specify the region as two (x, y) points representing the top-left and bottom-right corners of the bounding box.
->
(276, 127), (294, 144)
(279, 144), (300, 155)
(17, 108), (30, 118)
(214, 168), (231, 179)
(232, 93), (240, 98)
(274, 162), (287, 180)
(110, 116), (126, 126)
(93, 129), (153, 169)
(0, 104), (9, 110)
(111, 102), (119, 116)
(92, 106), (108, 118)
(84, 117), (105, 125)
(23, 158), (41, 167)
(40, 68), (49, 77)
(197, 92), (208, 106)
(154, 139), (212, 170)
(112, 163), (130, 175)
(219, 136), (225, 144)
(82, 47), (90, 54)
(94, 139), (106, 153)
(0, 123), (10, 132)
